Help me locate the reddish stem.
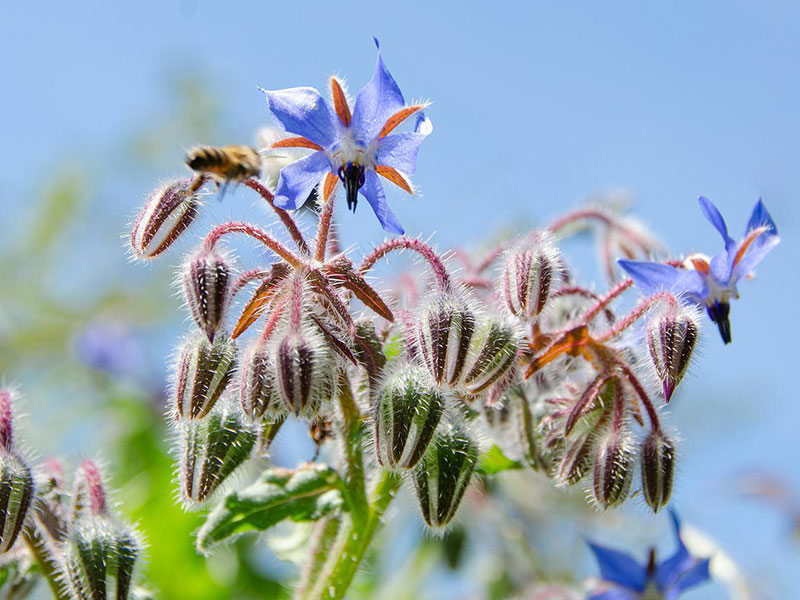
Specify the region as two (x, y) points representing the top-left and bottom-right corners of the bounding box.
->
(359, 237), (452, 291)
(596, 292), (677, 343)
(618, 361), (661, 432)
(244, 179), (309, 255)
(231, 269), (270, 298)
(260, 299), (288, 344)
(203, 222), (303, 269)
(0, 389), (12, 451)
(314, 195), (336, 262)
(581, 278), (634, 324)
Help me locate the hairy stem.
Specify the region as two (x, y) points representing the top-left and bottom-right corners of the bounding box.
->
(595, 291), (677, 343)
(581, 278), (634, 324)
(314, 195), (336, 262)
(244, 179), (310, 255)
(203, 221), (304, 269)
(359, 237), (452, 291)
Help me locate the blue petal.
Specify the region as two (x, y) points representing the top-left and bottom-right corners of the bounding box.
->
(698, 196), (735, 251)
(360, 170), (404, 234)
(262, 87), (338, 149)
(663, 558), (711, 599)
(350, 38), (406, 144)
(618, 260), (708, 303)
(708, 249), (735, 288)
(588, 542), (648, 592)
(732, 199), (780, 282)
(375, 132), (428, 175)
(655, 511), (694, 590)
(589, 590), (640, 600)
(745, 198), (778, 237)
(273, 151), (331, 210)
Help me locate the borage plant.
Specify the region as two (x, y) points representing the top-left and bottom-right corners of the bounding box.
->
(122, 41), (779, 600)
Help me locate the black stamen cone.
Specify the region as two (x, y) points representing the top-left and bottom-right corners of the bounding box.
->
(707, 301), (732, 344)
(340, 163), (365, 213)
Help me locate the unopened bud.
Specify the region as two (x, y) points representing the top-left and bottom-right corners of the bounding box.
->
(130, 179), (199, 260)
(0, 389), (34, 554)
(276, 331), (334, 418)
(179, 402), (257, 505)
(373, 366), (444, 469)
(174, 335), (237, 420)
(182, 248), (234, 342)
(413, 426), (479, 528)
(62, 516), (141, 600)
(459, 318), (519, 394)
(501, 235), (559, 320)
(416, 294), (476, 385)
(239, 342), (282, 421)
(646, 308), (699, 402)
(556, 433), (593, 486)
(592, 429), (634, 508)
(640, 429), (676, 512)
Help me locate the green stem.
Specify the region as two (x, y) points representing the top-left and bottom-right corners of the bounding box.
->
(316, 470), (402, 600)
(23, 526), (70, 600)
(336, 372), (368, 520)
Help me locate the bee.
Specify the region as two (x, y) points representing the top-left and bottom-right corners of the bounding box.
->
(185, 145), (262, 195)
(309, 416), (334, 461)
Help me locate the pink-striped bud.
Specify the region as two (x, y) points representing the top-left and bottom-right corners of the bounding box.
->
(239, 342), (282, 421)
(646, 307), (699, 402)
(276, 330), (335, 418)
(416, 294), (477, 385)
(130, 179), (199, 260)
(0, 389), (34, 554)
(182, 248), (234, 342)
(640, 429), (676, 512)
(501, 235), (559, 321)
(174, 335), (237, 420)
(592, 428), (634, 508)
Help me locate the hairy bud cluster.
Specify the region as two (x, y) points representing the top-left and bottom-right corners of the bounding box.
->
(501, 235), (559, 321)
(182, 248), (234, 342)
(0, 389), (34, 554)
(130, 179), (199, 260)
(416, 294), (519, 395)
(646, 307), (699, 402)
(373, 366), (444, 470)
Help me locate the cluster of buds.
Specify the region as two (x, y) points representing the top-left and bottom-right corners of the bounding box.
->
(0, 388), (144, 598)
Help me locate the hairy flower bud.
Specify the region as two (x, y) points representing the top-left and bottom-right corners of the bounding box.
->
(646, 308), (699, 402)
(555, 432), (593, 486)
(182, 248), (234, 342)
(62, 461), (141, 600)
(417, 294), (476, 385)
(413, 426), (479, 528)
(459, 318), (519, 394)
(174, 335), (237, 420)
(239, 342), (282, 421)
(130, 179), (199, 260)
(592, 429), (634, 508)
(502, 235), (559, 320)
(62, 517), (141, 600)
(276, 331), (334, 418)
(373, 366), (444, 469)
(0, 389), (34, 554)
(640, 429), (676, 512)
(179, 402), (257, 505)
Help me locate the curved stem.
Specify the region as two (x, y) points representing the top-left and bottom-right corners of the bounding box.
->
(547, 208), (614, 235)
(581, 278), (633, 324)
(231, 268), (269, 298)
(244, 179), (310, 255)
(203, 221), (304, 269)
(596, 291), (677, 343)
(618, 361), (661, 432)
(359, 237), (452, 291)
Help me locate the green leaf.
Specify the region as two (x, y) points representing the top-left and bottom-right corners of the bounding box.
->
(197, 464), (347, 553)
(478, 445), (524, 475)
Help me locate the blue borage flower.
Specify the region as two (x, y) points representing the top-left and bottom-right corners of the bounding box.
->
(259, 38), (432, 235)
(588, 511), (711, 600)
(619, 197), (779, 344)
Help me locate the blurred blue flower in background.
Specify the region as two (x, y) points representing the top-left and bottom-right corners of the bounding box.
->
(261, 38), (432, 234)
(619, 197), (779, 344)
(588, 511), (711, 599)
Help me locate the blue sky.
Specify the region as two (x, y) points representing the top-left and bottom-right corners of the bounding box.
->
(3, 1), (800, 596)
